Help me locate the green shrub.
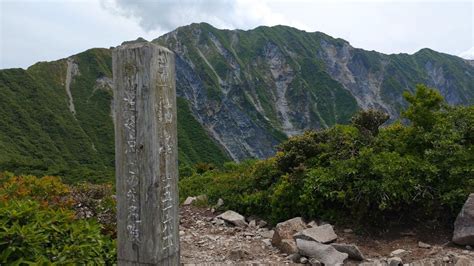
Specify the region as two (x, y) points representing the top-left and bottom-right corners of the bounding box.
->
(179, 85), (473, 228)
(0, 200), (115, 264)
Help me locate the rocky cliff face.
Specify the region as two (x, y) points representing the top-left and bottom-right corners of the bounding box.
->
(0, 23), (472, 179)
(155, 23), (474, 160)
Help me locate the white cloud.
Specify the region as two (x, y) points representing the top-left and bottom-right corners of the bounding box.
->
(459, 47), (474, 60)
(1, 0), (472, 69)
(99, 0), (303, 32)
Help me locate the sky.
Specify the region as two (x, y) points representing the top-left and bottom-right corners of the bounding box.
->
(0, 0), (473, 69)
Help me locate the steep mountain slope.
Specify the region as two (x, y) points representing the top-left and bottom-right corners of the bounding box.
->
(0, 23), (472, 181)
(154, 23), (473, 160)
(0, 48), (229, 182)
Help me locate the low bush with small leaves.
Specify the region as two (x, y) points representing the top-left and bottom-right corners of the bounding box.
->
(0, 200), (115, 264)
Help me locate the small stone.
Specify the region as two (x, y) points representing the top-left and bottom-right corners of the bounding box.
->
(308, 258), (322, 266)
(390, 249), (407, 257)
(258, 220), (268, 228)
(466, 245), (472, 250)
(443, 256), (450, 262)
(249, 220), (257, 228)
(259, 229), (274, 239)
(308, 221), (318, 227)
(344, 228), (354, 233)
(418, 241), (431, 249)
(227, 249), (250, 260)
(388, 257), (403, 266)
(286, 253), (301, 263)
(216, 198), (224, 207)
(331, 243), (365, 260)
(179, 230), (185, 236)
(183, 196), (196, 205)
(216, 210), (248, 227)
(294, 224), (338, 244)
(261, 239), (271, 246)
(299, 256), (308, 264)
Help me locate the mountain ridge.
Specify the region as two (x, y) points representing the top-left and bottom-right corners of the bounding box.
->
(0, 23), (472, 181)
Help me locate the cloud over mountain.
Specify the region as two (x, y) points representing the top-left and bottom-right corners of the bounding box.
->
(100, 0), (292, 32)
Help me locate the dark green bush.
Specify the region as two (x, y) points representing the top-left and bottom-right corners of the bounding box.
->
(0, 200), (115, 264)
(180, 85), (473, 227)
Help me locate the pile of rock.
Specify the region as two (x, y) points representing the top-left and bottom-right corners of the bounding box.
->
(269, 217), (364, 265)
(181, 195), (474, 265)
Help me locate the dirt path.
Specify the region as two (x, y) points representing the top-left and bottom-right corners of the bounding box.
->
(179, 206), (474, 265)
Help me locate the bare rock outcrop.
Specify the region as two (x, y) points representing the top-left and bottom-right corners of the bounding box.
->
(453, 193), (474, 245)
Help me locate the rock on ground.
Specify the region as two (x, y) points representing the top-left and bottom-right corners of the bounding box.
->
(296, 238), (348, 265)
(271, 217), (306, 253)
(216, 210), (248, 227)
(183, 196), (197, 205)
(294, 224), (338, 244)
(331, 243), (365, 260)
(453, 193), (474, 245)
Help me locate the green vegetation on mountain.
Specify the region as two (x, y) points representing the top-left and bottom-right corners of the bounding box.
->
(0, 48), (230, 183)
(180, 85), (474, 226)
(177, 97), (229, 166)
(0, 86), (472, 265)
(0, 23), (472, 181)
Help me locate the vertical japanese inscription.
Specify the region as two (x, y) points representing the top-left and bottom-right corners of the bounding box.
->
(115, 43), (178, 264)
(157, 50), (174, 252)
(123, 74), (140, 243)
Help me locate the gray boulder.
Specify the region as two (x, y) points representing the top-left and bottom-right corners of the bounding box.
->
(294, 224), (337, 244)
(388, 257), (403, 266)
(279, 239), (299, 254)
(331, 243), (365, 260)
(272, 217), (306, 253)
(183, 196), (196, 205)
(296, 238), (348, 265)
(453, 193), (474, 245)
(216, 210), (248, 227)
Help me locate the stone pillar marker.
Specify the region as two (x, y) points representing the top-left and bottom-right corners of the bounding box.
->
(113, 42), (179, 265)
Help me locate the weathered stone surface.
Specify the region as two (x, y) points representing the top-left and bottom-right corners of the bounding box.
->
(227, 249), (251, 260)
(455, 255), (473, 266)
(271, 217), (306, 250)
(331, 243), (364, 260)
(259, 229), (274, 239)
(308, 221), (318, 228)
(390, 249), (407, 257)
(216, 198), (224, 208)
(183, 196), (196, 205)
(216, 210), (248, 227)
(286, 253), (301, 263)
(308, 258), (321, 266)
(280, 239), (299, 254)
(195, 194), (208, 202)
(388, 257), (403, 266)
(296, 238), (348, 265)
(294, 224), (337, 244)
(359, 260), (389, 266)
(249, 220), (257, 228)
(113, 42), (179, 264)
(418, 241), (431, 249)
(453, 193), (474, 245)
(299, 256), (308, 264)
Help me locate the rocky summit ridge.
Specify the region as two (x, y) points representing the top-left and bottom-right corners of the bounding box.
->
(0, 23), (472, 180)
